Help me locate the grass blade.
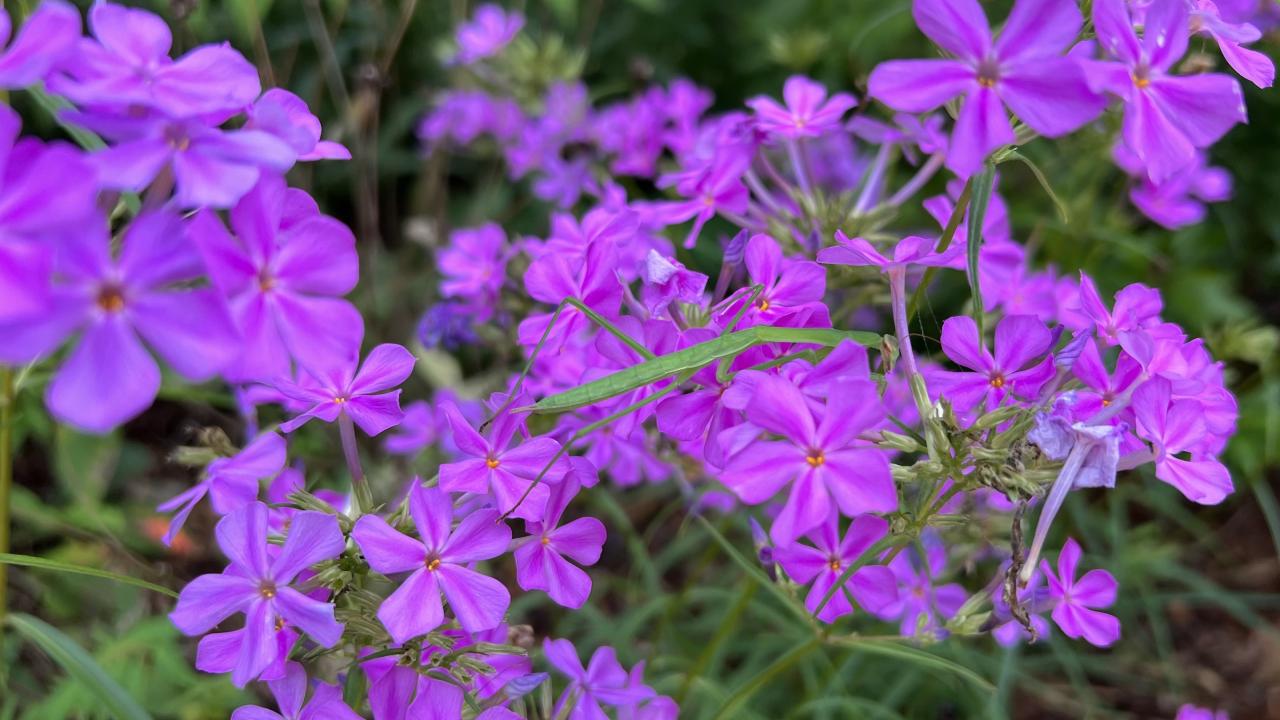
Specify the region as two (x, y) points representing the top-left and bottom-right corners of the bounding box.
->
(0, 553), (177, 598)
(692, 515), (814, 628)
(826, 637), (994, 694)
(966, 164), (996, 336)
(712, 636), (821, 720)
(6, 613), (152, 720)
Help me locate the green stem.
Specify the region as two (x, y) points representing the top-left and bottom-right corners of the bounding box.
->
(0, 368), (13, 668)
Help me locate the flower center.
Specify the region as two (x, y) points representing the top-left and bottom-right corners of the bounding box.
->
(274, 615), (287, 632)
(976, 57), (1001, 88)
(486, 457), (500, 469)
(96, 286), (126, 313)
(258, 271), (275, 292)
(805, 450), (825, 467)
(829, 559), (841, 571)
(540, 535), (551, 546)
(258, 580), (277, 599)
(426, 557), (442, 571)
(989, 374), (1005, 389)
(757, 298), (771, 312)
(1132, 65), (1152, 89)
(1101, 396), (1112, 407)
(333, 396), (348, 404)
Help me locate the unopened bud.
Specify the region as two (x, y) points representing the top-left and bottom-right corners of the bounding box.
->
(877, 431), (922, 453)
(973, 405), (1021, 430)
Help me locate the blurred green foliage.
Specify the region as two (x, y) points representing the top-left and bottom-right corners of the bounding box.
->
(4, 1), (1279, 718)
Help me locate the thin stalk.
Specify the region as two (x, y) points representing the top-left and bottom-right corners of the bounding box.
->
(852, 143), (893, 215)
(338, 413), (373, 515)
(888, 268), (918, 377)
(0, 368), (13, 667)
(785, 138), (813, 195)
(884, 153), (944, 209)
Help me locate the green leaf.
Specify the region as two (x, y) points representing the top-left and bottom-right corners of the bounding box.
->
(0, 553), (177, 598)
(907, 177), (972, 322)
(826, 637), (994, 694)
(711, 636), (821, 720)
(1002, 150), (1069, 223)
(966, 163), (996, 336)
(692, 515), (814, 628)
(6, 613), (153, 720)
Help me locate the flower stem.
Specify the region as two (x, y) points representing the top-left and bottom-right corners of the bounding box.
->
(888, 268), (919, 378)
(0, 368), (13, 662)
(338, 413), (373, 515)
(884, 153), (944, 209)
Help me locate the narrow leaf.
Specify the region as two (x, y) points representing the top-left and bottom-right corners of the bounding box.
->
(0, 553), (177, 598)
(692, 515), (814, 628)
(711, 636), (821, 720)
(1002, 150), (1069, 223)
(966, 164), (996, 337)
(6, 613), (153, 720)
(826, 636), (994, 693)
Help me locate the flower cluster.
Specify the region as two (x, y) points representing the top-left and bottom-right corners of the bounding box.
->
(2, 0), (1268, 716)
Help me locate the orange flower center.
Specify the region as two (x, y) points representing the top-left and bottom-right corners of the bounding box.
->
(97, 286), (126, 313)
(989, 374), (1005, 389)
(829, 560), (841, 571)
(426, 557), (442, 571)
(258, 581), (277, 599)
(805, 451), (825, 467)
(757, 298), (771, 312)
(486, 457), (500, 469)
(540, 536), (551, 546)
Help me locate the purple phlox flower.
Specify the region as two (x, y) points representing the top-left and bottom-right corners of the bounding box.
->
(1071, 338), (1144, 417)
(159, 431), (285, 547)
(196, 624), (297, 684)
(192, 174), (362, 381)
(617, 661), (678, 720)
(383, 400), (438, 456)
(593, 88), (670, 177)
(1084, 0), (1246, 183)
(0, 0), (80, 89)
(417, 301), (481, 350)
(362, 651), (469, 720)
(0, 105), (100, 323)
(231, 661), (360, 720)
(454, 3), (524, 65)
(746, 75), (857, 139)
(518, 239), (622, 349)
(545, 639), (656, 720)
(439, 223), (508, 319)
(719, 234), (829, 328)
(534, 154), (598, 208)
(352, 484), (511, 643)
(640, 250), (708, 319)
(440, 397), (568, 521)
(275, 343), (415, 437)
(1190, 0), (1274, 88)
(1041, 537), (1120, 647)
(848, 112), (949, 163)
(662, 78), (714, 158)
(1176, 705), (1230, 720)
(817, 232), (963, 273)
(246, 89), (351, 161)
(773, 512), (898, 623)
(170, 502), (345, 687)
(868, 0), (1106, 177)
(990, 566), (1051, 645)
(655, 151), (751, 249)
(1, 210), (239, 433)
(935, 314), (1055, 414)
(995, 265), (1061, 322)
(1132, 378), (1233, 504)
(1072, 272), (1163, 344)
(875, 532), (967, 637)
(720, 373), (896, 546)
(419, 90), (524, 149)
(49, 1), (261, 117)
(1114, 144), (1232, 229)
(513, 475), (606, 608)
(66, 108), (295, 209)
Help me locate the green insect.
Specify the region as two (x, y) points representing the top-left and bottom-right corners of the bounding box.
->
(490, 287), (892, 520)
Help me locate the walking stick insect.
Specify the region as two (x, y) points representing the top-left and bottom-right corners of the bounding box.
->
(487, 285), (892, 521)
